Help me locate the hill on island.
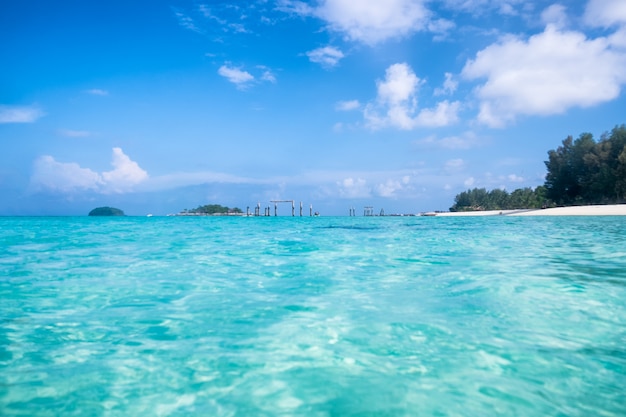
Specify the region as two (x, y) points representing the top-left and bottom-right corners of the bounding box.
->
(88, 207), (125, 216)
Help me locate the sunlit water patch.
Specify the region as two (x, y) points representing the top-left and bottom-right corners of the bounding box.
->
(1, 216), (625, 416)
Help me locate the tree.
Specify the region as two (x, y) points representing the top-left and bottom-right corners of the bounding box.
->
(487, 189), (509, 210)
(606, 125), (626, 201)
(544, 125), (626, 205)
(544, 133), (596, 205)
(452, 187), (548, 211)
(450, 188), (489, 211)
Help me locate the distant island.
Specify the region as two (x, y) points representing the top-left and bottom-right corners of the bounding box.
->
(88, 207), (126, 216)
(178, 204), (243, 216)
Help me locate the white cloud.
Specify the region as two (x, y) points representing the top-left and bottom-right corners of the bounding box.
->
(507, 174), (524, 182)
(31, 156), (103, 193)
(364, 63), (421, 130)
(276, 0), (315, 16)
(260, 69), (277, 83)
(337, 177), (371, 198)
(434, 72), (458, 96)
(173, 9), (203, 33)
(295, 0), (431, 45)
(417, 132), (480, 150)
(608, 27), (626, 48)
(375, 176), (410, 197)
(584, 0), (626, 28)
(0, 105), (44, 123)
(462, 25), (626, 127)
(464, 177), (475, 187)
(541, 4), (568, 29)
(30, 148), (148, 194)
(58, 129), (92, 138)
(335, 100), (360, 111)
(428, 18), (455, 40)
(364, 63), (459, 130)
(440, 0), (526, 16)
(85, 89), (109, 96)
(101, 147), (149, 193)
(306, 46), (345, 68)
(218, 64), (277, 88)
(378, 63), (421, 105)
(218, 65), (255, 87)
(415, 100), (460, 127)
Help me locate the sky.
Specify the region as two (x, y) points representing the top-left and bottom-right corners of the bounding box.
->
(1, 0), (626, 216)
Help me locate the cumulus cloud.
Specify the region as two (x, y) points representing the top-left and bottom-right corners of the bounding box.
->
(337, 177), (371, 198)
(434, 72), (458, 96)
(335, 100), (360, 111)
(364, 63), (421, 129)
(306, 46), (345, 68)
(218, 65), (255, 87)
(584, 0), (626, 28)
(31, 156), (103, 193)
(218, 64), (276, 88)
(30, 148), (148, 194)
(364, 63), (460, 130)
(415, 100), (460, 127)
(0, 105), (44, 123)
(375, 176), (410, 197)
(284, 0), (431, 45)
(259, 67), (277, 83)
(101, 148), (149, 193)
(541, 4), (568, 29)
(462, 24), (626, 127)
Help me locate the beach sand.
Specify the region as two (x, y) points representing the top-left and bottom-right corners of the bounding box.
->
(432, 204), (626, 217)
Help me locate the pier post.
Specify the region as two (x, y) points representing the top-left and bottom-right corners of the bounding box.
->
(292, 201), (295, 217)
(300, 202), (303, 217)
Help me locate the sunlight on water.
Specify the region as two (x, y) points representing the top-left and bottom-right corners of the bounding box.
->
(1, 216), (625, 416)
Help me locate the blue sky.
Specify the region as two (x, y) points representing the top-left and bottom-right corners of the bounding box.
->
(2, 0), (625, 216)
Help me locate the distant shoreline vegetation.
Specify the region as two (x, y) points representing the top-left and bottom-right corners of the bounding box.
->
(178, 204), (243, 216)
(451, 124), (626, 212)
(88, 207), (125, 216)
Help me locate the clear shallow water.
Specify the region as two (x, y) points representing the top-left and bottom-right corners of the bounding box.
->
(1, 216), (625, 416)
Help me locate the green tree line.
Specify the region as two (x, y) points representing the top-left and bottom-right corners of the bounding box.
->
(183, 204), (242, 214)
(451, 124), (626, 212)
(451, 186), (548, 211)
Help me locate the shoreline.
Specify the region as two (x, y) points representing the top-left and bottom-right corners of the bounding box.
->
(431, 204), (626, 217)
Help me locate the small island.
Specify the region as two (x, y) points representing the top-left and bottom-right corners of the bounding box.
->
(88, 207), (126, 216)
(177, 204), (243, 216)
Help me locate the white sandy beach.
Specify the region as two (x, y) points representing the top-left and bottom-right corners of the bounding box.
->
(432, 204), (626, 217)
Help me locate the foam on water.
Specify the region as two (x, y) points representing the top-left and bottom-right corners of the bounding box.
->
(1, 216), (625, 416)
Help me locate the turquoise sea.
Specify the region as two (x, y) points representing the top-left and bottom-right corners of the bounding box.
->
(1, 216), (625, 416)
